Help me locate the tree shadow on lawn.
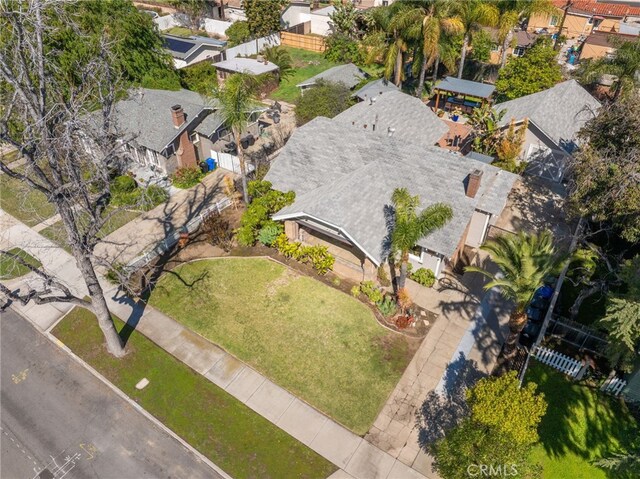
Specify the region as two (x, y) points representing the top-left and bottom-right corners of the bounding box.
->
(415, 352), (485, 449)
(526, 363), (639, 475)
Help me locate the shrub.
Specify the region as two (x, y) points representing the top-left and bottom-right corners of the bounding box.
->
(172, 166), (204, 189)
(202, 211), (234, 251)
(351, 285), (361, 297)
(140, 185), (169, 210)
(295, 79), (352, 126)
(360, 280), (383, 304)
(257, 222), (283, 246)
(410, 268), (436, 288)
(112, 175), (137, 193)
(376, 296), (397, 317)
(324, 34), (364, 64)
(274, 234), (335, 275)
(225, 20), (251, 46)
(377, 265), (391, 287)
(237, 181), (295, 245)
(180, 62), (218, 95)
(111, 188), (141, 207)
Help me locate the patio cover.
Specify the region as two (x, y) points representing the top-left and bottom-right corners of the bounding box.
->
(434, 77), (495, 99)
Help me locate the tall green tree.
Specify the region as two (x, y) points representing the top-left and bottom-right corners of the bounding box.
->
(600, 295), (640, 372)
(48, 0), (180, 90)
(170, 0), (215, 31)
(211, 73), (261, 204)
(495, 41), (562, 101)
(294, 80), (351, 126)
(328, 0), (361, 39)
(243, 0), (286, 38)
(432, 372), (547, 479)
(569, 95), (640, 243)
(390, 188), (452, 290)
(454, 0), (499, 78)
(497, 0), (554, 69)
(391, 0), (463, 97)
(466, 231), (564, 355)
(179, 62), (217, 94)
(225, 20), (251, 46)
(579, 37), (640, 100)
(468, 103), (507, 155)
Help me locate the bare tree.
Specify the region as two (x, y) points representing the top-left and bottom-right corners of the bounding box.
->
(0, 0), (132, 357)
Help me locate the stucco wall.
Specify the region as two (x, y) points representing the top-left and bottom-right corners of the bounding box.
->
(310, 13), (332, 36)
(580, 42), (615, 60)
(520, 123), (558, 158)
(528, 11), (621, 39)
(281, 4), (310, 29)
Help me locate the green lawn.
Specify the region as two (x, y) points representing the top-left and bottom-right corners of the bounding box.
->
(0, 167), (57, 226)
(526, 361), (639, 478)
(149, 258), (414, 434)
(40, 208), (140, 252)
(164, 26), (200, 37)
(270, 47), (339, 103)
(0, 248), (42, 279)
(52, 307), (335, 479)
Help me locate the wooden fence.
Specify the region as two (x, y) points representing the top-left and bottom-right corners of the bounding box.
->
(280, 31), (326, 52)
(531, 346), (583, 378)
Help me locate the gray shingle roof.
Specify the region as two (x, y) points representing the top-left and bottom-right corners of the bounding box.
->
(266, 117), (517, 263)
(297, 63), (368, 89)
(163, 35), (226, 60)
(353, 78), (399, 101)
(333, 91), (449, 148)
(434, 76), (495, 99)
(494, 80), (601, 152)
(213, 57), (279, 75)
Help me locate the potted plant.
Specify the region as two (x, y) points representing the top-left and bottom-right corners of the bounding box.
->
(451, 107), (462, 122)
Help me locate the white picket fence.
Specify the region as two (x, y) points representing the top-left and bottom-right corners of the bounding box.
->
(531, 346), (583, 378)
(601, 376), (627, 397)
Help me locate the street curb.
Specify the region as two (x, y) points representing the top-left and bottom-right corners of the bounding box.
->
(12, 308), (233, 479)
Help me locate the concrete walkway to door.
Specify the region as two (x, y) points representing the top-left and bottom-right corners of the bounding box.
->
(94, 169), (233, 267)
(366, 255), (512, 477)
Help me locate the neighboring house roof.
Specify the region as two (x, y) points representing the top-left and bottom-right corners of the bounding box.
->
(195, 111), (225, 138)
(213, 57), (279, 75)
(297, 63), (368, 89)
(583, 30), (638, 48)
(333, 90), (449, 149)
(494, 80), (601, 153)
(266, 117), (517, 264)
(108, 88), (212, 153)
(352, 78), (399, 101)
(163, 35), (226, 61)
(313, 5), (335, 16)
(551, 0), (640, 17)
(434, 76), (496, 99)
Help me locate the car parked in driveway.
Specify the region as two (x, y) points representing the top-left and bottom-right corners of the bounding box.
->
(520, 285), (554, 348)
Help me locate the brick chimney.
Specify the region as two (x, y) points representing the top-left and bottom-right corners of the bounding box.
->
(171, 104), (185, 128)
(466, 169), (483, 198)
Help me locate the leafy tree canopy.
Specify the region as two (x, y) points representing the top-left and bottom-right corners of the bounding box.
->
(179, 62), (217, 94)
(495, 41), (562, 101)
(324, 33), (364, 64)
(600, 295), (640, 372)
(45, 0), (180, 90)
(294, 80), (352, 126)
(243, 0), (286, 38)
(225, 20), (251, 46)
(569, 95), (640, 242)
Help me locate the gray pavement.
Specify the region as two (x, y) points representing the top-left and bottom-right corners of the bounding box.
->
(0, 309), (223, 479)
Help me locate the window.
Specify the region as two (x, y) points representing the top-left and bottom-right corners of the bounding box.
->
(587, 17), (594, 25)
(513, 46), (526, 57)
(382, 0), (389, 5)
(549, 15), (559, 26)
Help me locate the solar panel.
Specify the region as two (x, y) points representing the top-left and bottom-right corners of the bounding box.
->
(163, 37), (194, 54)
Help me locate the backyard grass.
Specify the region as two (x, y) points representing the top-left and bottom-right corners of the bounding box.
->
(0, 166), (57, 226)
(0, 248), (42, 279)
(526, 361), (639, 478)
(40, 208), (141, 252)
(148, 258), (414, 434)
(165, 26), (200, 37)
(270, 47), (339, 103)
(52, 307), (336, 479)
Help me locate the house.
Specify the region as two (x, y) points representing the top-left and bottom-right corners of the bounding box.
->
(265, 116), (517, 282)
(579, 30), (638, 60)
(100, 88), (264, 177)
(296, 63), (368, 93)
(352, 78), (399, 102)
(281, 2), (334, 36)
(212, 57), (280, 83)
(486, 29), (538, 64)
(494, 80), (601, 182)
(163, 34), (226, 69)
(527, 0), (640, 39)
(333, 90), (449, 149)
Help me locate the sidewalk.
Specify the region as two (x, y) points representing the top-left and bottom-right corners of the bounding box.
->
(1, 209), (426, 479)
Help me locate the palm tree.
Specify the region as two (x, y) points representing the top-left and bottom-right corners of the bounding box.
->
(455, 0), (499, 78)
(466, 231), (564, 356)
(263, 45), (293, 80)
(211, 73), (260, 204)
(580, 38), (640, 100)
(362, 4), (409, 87)
(497, 0), (554, 69)
(391, 0), (463, 97)
(390, 188), (453, 290)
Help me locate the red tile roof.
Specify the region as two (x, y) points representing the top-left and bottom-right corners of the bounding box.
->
(552, 0), (640, 17)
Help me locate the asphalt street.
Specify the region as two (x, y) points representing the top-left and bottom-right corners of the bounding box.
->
(1, 309), (224, 479)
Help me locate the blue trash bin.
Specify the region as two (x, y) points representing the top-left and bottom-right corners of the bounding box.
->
(206, 157), (216, 171)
